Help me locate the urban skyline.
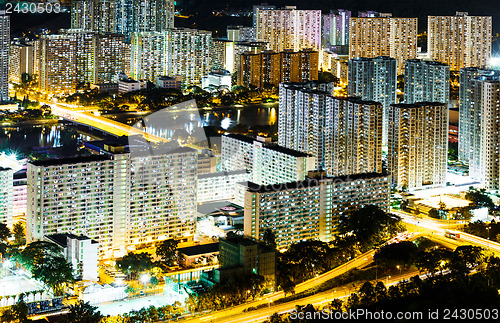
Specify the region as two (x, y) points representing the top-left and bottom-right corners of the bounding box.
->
(0, 1), (499, 322)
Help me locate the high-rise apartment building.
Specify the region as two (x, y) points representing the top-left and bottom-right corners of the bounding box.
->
(253, 3), (276, 27)
(428, 12), (492, 71)
(9, 41), (35, 84)
(238, 49), (318, 88)
(349, 17), (417, 75)
(166, 28), (212, 87)
(94, 33), (128, 84)
(348, 56), (397, 143)
(27, 145), (197, 257)
(71, 0), (174, 38)
(243, 172), (390, 249)
(130, 32), (168, 82)
(458, 68), (500, 164)
(404, 59), (450, 104)
(0, 11), (9, 102)
(322, 10), (351, 48)
(38, 34), (78, 93)
(0, 167), (13, 228)
(388, 103), (448, 189)
(220, 134), (315, 186)
(256, 6), (321, 52)
(278, 82), (383, 176)
(37, 30), (127, 93)
(458, 72), (500, 191)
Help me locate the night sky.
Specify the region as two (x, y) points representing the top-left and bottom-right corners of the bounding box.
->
(6, 0), (500, 38)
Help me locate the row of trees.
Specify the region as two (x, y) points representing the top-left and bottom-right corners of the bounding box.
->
(265, 246), (500, 323)
(115, 239), (179, 280)
(275, 205), (405, 296)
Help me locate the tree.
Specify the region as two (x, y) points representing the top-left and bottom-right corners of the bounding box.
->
(12, 222), (26, 246)
(262, 229), (276, 248)
(65, 301), (103, 323)
(0, 222), (10, 241)
(374, 241), (418, 269)
(155, 239), (178, 266)
(1, 298), (29, 323)
(116, 252), (154, 279)
(31, 255), (74, 296)
(337, 205), (405, 250)
(465, 188), (495, 209)
(60, 127), (80, 154)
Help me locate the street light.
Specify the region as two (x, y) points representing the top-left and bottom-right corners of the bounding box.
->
(397, 265), (401, 276)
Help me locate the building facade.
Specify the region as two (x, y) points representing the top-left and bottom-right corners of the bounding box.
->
(278, 82), (383, 176)
(322, 9), (351, 48)
(130, 31), (168, 82)
(238, 49), (318, 88)
(166, 28), (212, 87)
(9, 41), (34, 84)
(27, 146), (198, 257)
(220, 134), (315, 186)
(0, 167), (13, 228)
(459, 73), (500, 191)
(458, 68), (500, 164)
(428, 12), (492, 71)
(348, 56), (397, 143)
(256, 6), (321, 52)
(197, 170), (250, 204)
(388, 103), (448, 189)
(243, 172), (391, 249)
(404, 59), (450, 104)
(349, 17), (417, 75)
(0, 11), (9, 102)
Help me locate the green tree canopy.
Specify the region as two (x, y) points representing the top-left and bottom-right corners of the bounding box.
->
(116, 252), (154, 279)
(337, 205), (405, 249)
(374, 241), (418, 269)
(155, 239), (178, 266)
(65, 301), (103, 323)
(12, 222), (26, 246)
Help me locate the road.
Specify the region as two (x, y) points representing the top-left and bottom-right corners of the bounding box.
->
(183, 271), (421, 323)
(179, 249), (376, 323)
(48, 102), (167, 143)
(394, 210), (500, 255)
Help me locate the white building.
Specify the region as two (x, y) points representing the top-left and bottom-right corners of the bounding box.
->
(0, 11), (8, 102)
(322, 9), (351, 48)
(27, 143), (198, 258)
(388, 103), (448, 189)
(279, 82), (383, 176)
(404, 59), (450, 104)
(428, 12), (492, 71)
(0, 167), (13, 228)
(118, 78), (146, 93)
(458, 68), (500, 164)
(197, 170), (250, 203)
(256, 6), (321, 52)
(243, 172), (391, 250)
(461, 74), (500, 191)
(46, 233), (99, 281)
(348, 56), (397, 144)
(220, 134), (315, 186)
(156, 75), (182, 90)
(201, 70), (232, 92)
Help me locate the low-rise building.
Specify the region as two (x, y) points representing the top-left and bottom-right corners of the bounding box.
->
(118, 78), (146, 94)
(90, 83), (118, 94)
(177, 242), (219, 267)
(243, 171), (391, 249)
(156, 75), (182, 90)
(45, 233), (99, 281)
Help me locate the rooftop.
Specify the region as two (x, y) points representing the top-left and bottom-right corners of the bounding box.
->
(197, 201), (243, 216)
(46, 233), (98, 248)
(224, 134), (310, 158)
(177, 242), (219, 256)
(29, 155), (112, 167)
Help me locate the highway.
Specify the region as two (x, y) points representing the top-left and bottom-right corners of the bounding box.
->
(394, 210), (500, 255)
(179, 249), (377, 323)
(182, 271), (421, 323)
(49, 103), (167, 143)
